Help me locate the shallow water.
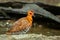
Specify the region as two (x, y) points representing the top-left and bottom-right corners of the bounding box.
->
(0, 20), (60, 36)
(28, 25), (60, 36)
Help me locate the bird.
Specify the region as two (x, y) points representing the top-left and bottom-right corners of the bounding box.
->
(6, 10), (34, 35)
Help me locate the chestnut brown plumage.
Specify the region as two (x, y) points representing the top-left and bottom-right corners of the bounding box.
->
(6, 10), (34, 35)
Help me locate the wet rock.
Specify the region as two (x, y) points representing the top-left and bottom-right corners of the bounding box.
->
(0, 34), (60, 40)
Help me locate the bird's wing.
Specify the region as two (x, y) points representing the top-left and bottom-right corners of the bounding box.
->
(7, 17), (31, 33)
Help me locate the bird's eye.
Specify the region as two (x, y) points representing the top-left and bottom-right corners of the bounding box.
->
(30, 13), (32, 15)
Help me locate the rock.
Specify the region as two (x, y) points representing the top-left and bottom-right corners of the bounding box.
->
(0, 0), (60, 7)
(0, 4), (60, 23)
(0, 34), (60, 40)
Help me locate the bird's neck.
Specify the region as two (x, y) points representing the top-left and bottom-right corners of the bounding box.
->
(26, 15), (33, 23)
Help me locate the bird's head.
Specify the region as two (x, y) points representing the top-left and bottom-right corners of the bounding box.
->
(27, 10), (34, 17)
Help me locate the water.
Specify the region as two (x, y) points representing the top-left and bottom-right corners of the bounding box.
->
(0, 20), (60, 36)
